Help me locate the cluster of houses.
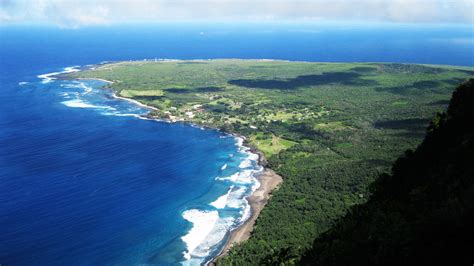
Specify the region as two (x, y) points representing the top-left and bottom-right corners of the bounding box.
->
(162, 104), (204, 122)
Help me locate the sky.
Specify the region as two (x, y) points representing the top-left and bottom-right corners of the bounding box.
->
(0, 0), (473, 28)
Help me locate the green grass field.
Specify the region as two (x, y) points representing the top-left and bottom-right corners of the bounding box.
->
(68, 59), (474, 264)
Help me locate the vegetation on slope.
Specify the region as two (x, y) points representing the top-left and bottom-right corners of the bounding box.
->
(67, 60), (474, 264)
(302, 79), (474, 265)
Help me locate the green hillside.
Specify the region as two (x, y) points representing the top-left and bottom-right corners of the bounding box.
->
(302, 79), (474, 265)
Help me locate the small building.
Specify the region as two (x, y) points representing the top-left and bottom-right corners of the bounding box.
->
(185, 111), (195, 118)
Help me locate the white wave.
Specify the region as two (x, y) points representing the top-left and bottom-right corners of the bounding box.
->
(252, 177), (261, 193)
(188, 216), (235, 260)
(239, 199), (252, 223)
(38, 71), (61, 83)
(214, 168), (263, 214)
(238, 143), (259, 169)
(61, 99), (114, 110)
(62, 83), (81, 89)
(216, 169), (255, 184)
(101, 112), (150, 120)
(221, 163), (227, 171)
(181, 209), (219, 261)
(239, 159), (252, 169)
(247, 152), (259, 161)
(63, 66), (80, 73)
(210, 186), (234, 209)
(18, 81), (28, 85)
(37, 66), (79, 84)
(61, 81), (93, 94)
(81, 84), (93, 95)
(225, 186), (248, 209)
(235, 137), (244, 147)
(60, 92), (71, 99)
(181, 211), (235, 265)
(180, 136), (265, 264)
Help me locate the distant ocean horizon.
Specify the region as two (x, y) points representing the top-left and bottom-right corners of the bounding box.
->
(1, 23), (473, 265)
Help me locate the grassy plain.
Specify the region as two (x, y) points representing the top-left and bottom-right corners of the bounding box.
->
(68, 59), (474, 264)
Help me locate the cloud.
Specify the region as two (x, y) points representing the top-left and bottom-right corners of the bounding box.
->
(0, 0), (473, 27)
(0, 0), (112, 28)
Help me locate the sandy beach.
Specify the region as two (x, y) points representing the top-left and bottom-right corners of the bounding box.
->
(76, 77), (115, 84)
(112, 93), (159, 111)
(210, 167), (283, 263)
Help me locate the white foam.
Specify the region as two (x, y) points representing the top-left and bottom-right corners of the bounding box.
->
(225, 186), (248, 209)
(188, 216), (235, 259)
(181, 212), (235, 264)
(62, 83), (81, 89)
(180, 137), (265, 264)
(18, 81), (28, 85)
(235, 137), (244, 147)
(61, 99), (114, 110)
(251, 177), (261, 193)
(247, 152), (259, 161)
(82, 85), (92, 95)
(181, 209), (219, 260)
(102, 112), (149, 120)
(217, 169), (256, 184)
(76, 82), (92, 94)
(239, 159), (252, 169)
(37, 66), (79, 84)
(63, 66), (80, 73)
(239, 199), (252, 223)
(221, 163), (227, 171)
(38, 71), (61, 83)
(61, 81), (93, 94)
(210, 186), (234, 209)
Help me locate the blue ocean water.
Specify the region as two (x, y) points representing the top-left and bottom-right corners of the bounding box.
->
(0, 23), (473, 265)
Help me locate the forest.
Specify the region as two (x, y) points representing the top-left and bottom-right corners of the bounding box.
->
(302, 79), (474, 265)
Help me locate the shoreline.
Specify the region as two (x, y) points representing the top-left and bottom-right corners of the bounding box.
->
(209, 167), (283, 264)
(73, 77), (160, 112)
(75, 77), (116, 84)
(112, 93), (159, 111)
(62, 74), (284, 264)
(204, 135), (282, 262)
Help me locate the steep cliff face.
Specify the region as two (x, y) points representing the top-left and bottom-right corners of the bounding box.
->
(302, 79), (474, 266)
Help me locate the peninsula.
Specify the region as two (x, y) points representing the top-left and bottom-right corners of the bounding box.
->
(66, 59), (474, 264)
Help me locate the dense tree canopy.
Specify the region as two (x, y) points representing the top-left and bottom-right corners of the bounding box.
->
(302, 79), (474, 265)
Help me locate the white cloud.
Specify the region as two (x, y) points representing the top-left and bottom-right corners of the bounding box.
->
(0, 0), (112, 27)
(0, 0), (473, 27)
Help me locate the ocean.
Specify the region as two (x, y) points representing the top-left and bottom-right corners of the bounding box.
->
(0, 22), (473, 265)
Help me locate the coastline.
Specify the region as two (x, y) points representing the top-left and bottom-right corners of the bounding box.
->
(63, 73), (284, 264)
(112, 93), (159, 111)
(210, 167), (283, 264)
(75, 77), (116, 84)
(74, 77), (159, 112)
